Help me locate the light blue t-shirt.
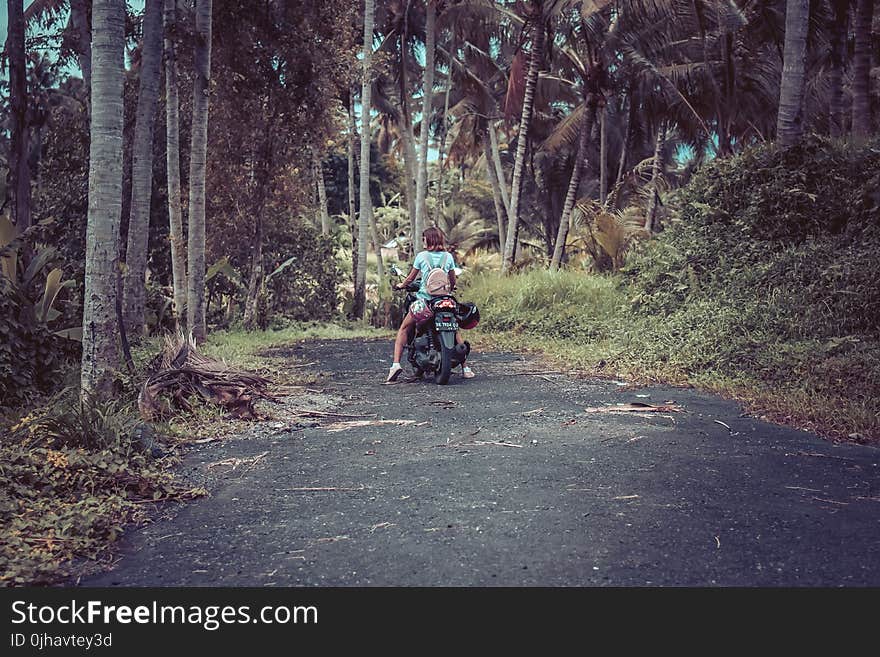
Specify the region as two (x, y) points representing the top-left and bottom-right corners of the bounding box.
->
(412, 250), (456, 299)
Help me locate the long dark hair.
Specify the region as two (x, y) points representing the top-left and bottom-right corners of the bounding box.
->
(423, 226), (446, 251)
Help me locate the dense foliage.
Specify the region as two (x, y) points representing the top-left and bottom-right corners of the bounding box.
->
(0, 393), (203, 585)
(466, 138), (880, 441)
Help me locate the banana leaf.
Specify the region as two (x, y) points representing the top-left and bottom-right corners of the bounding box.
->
(35, 268), (74, 323)
(54, 326), (83, 341)
(0, 215), (18, 281)
(21, 246), (57, 289)
(265, 256), (298, 283)
(206, 256), (245, 289)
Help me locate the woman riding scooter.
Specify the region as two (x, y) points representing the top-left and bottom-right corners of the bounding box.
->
(385, 226), (474, 383)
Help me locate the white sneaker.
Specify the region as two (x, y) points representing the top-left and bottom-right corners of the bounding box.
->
(385, 363), (404, 383)
(462, 366), (475, 379)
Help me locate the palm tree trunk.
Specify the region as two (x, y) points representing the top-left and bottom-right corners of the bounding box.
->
(599, 104), (608, 205)
(164, 0), (187, 328)
(436, 39), (454, 222)
(348, 91), (359, 291)
(186, 0), (212, 342)
(483, 132), (507, 250)
(401, 128), (418, 248)
(415, 0), (436, 235)
(398, 7), (419, 252)
(123, 0), (164, 337)
(828, 0), (848, 138)
(69, 0), (92, 104)
(615, 88), (634, 193)
(776, 0), (810, 147)
(354, 0), (376, 320)
(487, 121), (511, 217)
(314, 154), (330, 235)
(81, 0), (125, 399)
(645, 121), (666, 233)
(7, 0), (31, 237)
(550, 102), (593, 271)
(502, 21), (544, 273)
(852, 0), (875, 138)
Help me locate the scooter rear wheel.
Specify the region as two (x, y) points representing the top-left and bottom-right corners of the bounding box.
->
(435, 346), (453, 385)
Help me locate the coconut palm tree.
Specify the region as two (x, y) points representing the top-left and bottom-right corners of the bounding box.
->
(550, 100), (597, 269)
(415, 0), (438, 242)
(776, 0), (810, 146)
(354, 0), (377, 320)
(187, 0), (213, 342)
(164, 0), (187, 327)
(81, 0), (125, 398)
(123, 0), (164, 337)
(501, 0), (546, 273)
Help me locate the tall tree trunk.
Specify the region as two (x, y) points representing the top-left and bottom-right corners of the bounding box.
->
(243, 214), (263, 329)
(776, 0), (810, 147)
(852, 0), (875, 137)
(399, 3), (418, 252)
(164, 0), (187, 327)
(354, 0), (376, 320)
(369, 200), (384, 284)
(828, 0), (849, 137)
(599, 104), (608, 205)
(414, 0), (437, 236)
(81, 0), (125, 399)
(314, 154), (330, 235)
(436, 38), (454, 222)
(551, 102), (593, 271)
(487, 121), (510, 217)
(69, 0), (92, 104)
(348, 91), (359, 291)
(123, 0), (164, 337)
(401, 128), (419, 249)
(483, 132), (507, 250)
(645, 121), (667, 233)
(187, 0), (212, 342)
(614, 88), (634, 196)
(502, 21), (543, 273)
(532, 155), (556, 256)
(7, 0), (31, 237)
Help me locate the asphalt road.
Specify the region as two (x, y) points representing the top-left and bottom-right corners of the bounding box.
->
(81, 339), (880, 587)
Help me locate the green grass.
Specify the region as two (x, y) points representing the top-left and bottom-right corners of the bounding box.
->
(205, 321), (393, 367)
(463, 269), (879, 444)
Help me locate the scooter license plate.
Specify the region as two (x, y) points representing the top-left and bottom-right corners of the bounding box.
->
(435, 320), (458, 330)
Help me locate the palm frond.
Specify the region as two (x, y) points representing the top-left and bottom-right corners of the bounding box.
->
(538, 102), (586, 154)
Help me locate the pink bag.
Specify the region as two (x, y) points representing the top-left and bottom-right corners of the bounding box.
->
(409, 298), (434, 324)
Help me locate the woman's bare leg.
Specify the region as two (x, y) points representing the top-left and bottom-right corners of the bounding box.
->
(393, 313), (416, 363)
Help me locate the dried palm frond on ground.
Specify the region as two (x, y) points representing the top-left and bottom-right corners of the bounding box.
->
(139, 333), (273, 421)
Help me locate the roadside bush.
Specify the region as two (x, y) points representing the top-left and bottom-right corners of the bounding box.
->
(626, 136), (880, 339)
(1, 394), (203, 586)
(465, 137), (880, 441)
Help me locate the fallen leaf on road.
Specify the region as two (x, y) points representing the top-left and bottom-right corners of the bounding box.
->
(584, 403), (684, 413)
(325, 419), (417, 433)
